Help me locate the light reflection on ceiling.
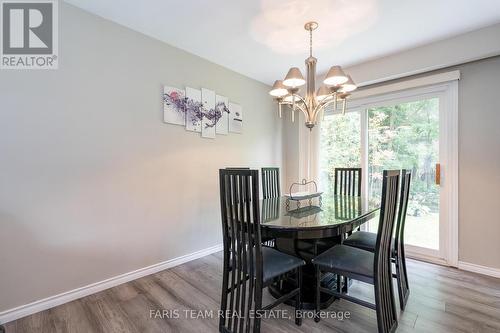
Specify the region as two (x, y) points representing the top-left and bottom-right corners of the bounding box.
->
(250, 0), (378, 54)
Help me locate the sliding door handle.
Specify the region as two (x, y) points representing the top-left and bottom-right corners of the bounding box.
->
(436, 163), (441, 185)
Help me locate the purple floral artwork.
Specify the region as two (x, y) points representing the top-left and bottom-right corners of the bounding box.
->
(215, 95), (229, 135)
(186, 97), (203, 128)
(163, 86), (186, 126)
(185, 87), (202, 132)
(201, 101), (230, 129)
(201, 88), (216, 138)
(163, 85), (239, 137)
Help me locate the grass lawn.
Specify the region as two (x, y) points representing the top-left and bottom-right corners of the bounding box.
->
(368, 212), (439, 250)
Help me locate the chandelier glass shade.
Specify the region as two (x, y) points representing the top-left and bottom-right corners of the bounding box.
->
(269, 22), (358, 129)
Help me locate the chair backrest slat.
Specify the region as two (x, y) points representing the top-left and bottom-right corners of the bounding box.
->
(261, 167), (280, 199)
(395, 170), (411, 253)
(373, 170), (400, 333)
(219, 169), (262, 333)
(334, 168), (362, 196)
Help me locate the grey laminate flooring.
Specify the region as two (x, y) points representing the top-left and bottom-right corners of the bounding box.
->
(4, 253), (500, 333)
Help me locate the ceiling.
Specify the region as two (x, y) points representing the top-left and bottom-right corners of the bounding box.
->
(65, 0), (500, 85)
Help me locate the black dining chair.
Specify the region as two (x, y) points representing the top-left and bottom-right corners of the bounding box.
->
(334, 167), (362, 197)
(261, 167), (281, 248)
(343, 170), (411, 310)
(332, 167), (363, 291)
(261, 167), (280, 199)
(312, 170), (400, 333)
(219, 169), (305, 333)
(227, 167), (275, 248)
(335, 167), (362, 238)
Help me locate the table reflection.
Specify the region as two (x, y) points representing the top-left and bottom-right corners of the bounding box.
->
(260, 195), (375, 230)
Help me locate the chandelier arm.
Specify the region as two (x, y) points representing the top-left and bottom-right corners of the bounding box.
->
(297, 104), (309, 119)
(280, 101), (309, 118)
(290, 93), (307, 106)
(313, 92), (337, 114)
(280, 102), (307, 115)
(317, 94), (335, 104)
(312, 95), (340, 122)
(292, 94), (311, 119)
(317, 98), (336, 112)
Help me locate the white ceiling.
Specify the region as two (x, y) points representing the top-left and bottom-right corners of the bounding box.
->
(65, 0), (500, 85)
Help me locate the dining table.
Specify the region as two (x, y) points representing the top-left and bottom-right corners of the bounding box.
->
(260, 194), (380, 309)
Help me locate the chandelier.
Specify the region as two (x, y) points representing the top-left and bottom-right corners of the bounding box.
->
(269, 22), (358, 130)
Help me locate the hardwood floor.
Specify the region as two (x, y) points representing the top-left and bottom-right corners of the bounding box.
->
(4, 253), (500, 333)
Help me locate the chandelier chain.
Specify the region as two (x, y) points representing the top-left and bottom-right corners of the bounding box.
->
(309, 27), (313, 57)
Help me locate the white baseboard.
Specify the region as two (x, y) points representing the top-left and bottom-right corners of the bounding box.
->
(458, 261), (500, 279)
(399, 253), (500, 279)
(0, 243), (223, 324)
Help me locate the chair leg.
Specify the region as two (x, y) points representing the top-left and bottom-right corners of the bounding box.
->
(395, 255), (410, 310)
(339, 232), (349, 294)
(315, 266), (321, 323)
(253, 288), (263, 333)
(342, 276), (349, 293)
(219, 261), (230, 332)
(374, 272), (398, 333)
(295, 268), (302, 326)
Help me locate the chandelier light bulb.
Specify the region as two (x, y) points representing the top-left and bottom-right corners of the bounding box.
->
(283, 67), (306, 87)
(339, 75), (357, 93)
(323, 66), (348, 86)
(316, 85), (331, 101)
(269, 80), (289, 97)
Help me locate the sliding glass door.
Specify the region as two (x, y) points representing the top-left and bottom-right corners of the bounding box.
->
(366, 98), (440, 254)
(320, 82), (458, 265)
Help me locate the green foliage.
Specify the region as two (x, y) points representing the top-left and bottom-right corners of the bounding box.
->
(368, 99), (440, 215)
(320, 112), (360, 192)
(320, 98), (440, 217)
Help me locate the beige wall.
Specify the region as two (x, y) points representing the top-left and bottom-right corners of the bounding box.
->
(455, 57), (500, 269)
(0, 3), (282, 313)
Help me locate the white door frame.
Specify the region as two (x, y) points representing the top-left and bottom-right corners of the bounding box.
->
(321, 75), (459, 267)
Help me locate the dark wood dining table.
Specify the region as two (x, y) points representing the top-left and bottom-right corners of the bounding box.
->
(260, 194), (380, 309)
